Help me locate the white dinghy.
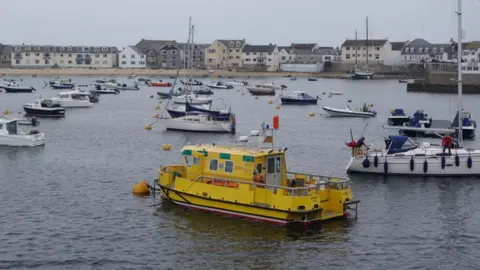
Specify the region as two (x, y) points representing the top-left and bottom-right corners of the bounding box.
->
(0, 118), (45, 147)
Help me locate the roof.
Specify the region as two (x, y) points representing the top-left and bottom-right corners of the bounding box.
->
(341, 39), (388, 47)
(291, 43), (317, 50)
(126, 45), (144, 55)
(402, 39), (452, 55)
(0, 45), (12, 54)
(135, 39), (179, 53)
(242, 44), (276, 53)
(182, 144), (282, 157)
(391, 41), (407, 51)
(278, 46), (291, 51)
(465, 41), (480, 50)
(217, 39), (246, 48)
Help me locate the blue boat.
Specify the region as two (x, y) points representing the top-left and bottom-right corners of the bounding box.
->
(387, 108), (411, 126)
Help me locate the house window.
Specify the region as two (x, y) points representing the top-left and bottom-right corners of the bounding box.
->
(45, 60), (49, 64)
(229, 49), (232, 52)
(102, 60), (108, 64)
(131, 54), (135, 58)
(246, 53), (250, 55)
(172, 51), (176, 54)
(122, 54), (126, 58)
(253, 58), (257, 62)
(419, 47), (423, 53)
(236, 49), (239, 52)
(15, 60), (20, 64)
(268, 53), (272, 56)
(375, 54), (380, 59)
(140, 55), (145, 58)
(268, 58), (271, 62)
(225, 161), (234, 173)
(209, 159), (218, 170)
(425, 48), (429, 53)
(411, 48), (415, 52)
(253, 53), (257, 55)
(35, 60), (39, 64)
(346, 54), (351, 59)
(103, 54), (107, 58)
(171, 62), (176, 66)
(102, 47), (108, 52)
(25, 52), (30, 56)
(346, 46), (350, 50)
(245, 59), (250, 62)
(368, 54), (372, 57)
(236, 56), (240, 59)
(362, 47), (366, 50)
(131, 61), (136, 64)
(68, 47), (73, 51)
(208, 59), (213, 63)
(376, 47), (380, 50)
(60, 54), (64, 57)
(35, 53), (40, 56)
(229, 56), (233, 59)
(68, 54), (72, 57)
(68, 60), (72, 64)
(121, 61), (126, 64)
(440, 47), (444, 53)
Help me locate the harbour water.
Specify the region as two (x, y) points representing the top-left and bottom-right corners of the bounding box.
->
(1, 76), (480, 269)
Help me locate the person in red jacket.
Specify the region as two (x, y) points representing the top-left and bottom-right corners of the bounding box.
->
(442, 134), (453, 155)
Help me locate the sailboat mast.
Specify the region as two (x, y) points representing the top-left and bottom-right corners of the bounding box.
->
(366, 16), (369, 66)
(186, 16), (192, 92)
(457, 0), (463, 145)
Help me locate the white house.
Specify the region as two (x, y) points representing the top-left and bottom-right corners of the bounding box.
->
(241, 44), (280, 72)
(11, 45), (55, 68)
(278, 46), (294, 63)
(119, 46), (146, 68)
(383, 41), (407, 66)
(340, 39), (391, 64)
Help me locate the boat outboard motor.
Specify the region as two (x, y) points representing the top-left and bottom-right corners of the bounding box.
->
(95, 85), (102, 90)
(281, 84), (287, 90)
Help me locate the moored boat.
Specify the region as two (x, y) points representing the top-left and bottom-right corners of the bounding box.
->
(148, 80), (173, 87)
(247, 85), (275, 96)
(323, 103), (376, 117)
(51, 82), (75, 89)
(23, 99), (66, 117)
(0, 118), (45, 147)
(165, 114), (236, 133)
(142, 121), (359, 225)
(308, 78), (318, 81)
(50, 91), (94, 108)
(225, 80), (248, 86)
(3, 84), (36, 93)
(172, 94), (213, 105)
(280, 91), (319, 105)
(180, 79), (203, 86)
(387, 108), (411, 126)
(207, 81), (233, 89)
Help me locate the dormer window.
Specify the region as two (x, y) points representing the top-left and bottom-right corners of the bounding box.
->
(35, 46), (40, 50)
(84, 47), (90, 52)
(440, 47), (444, 53)
(236, 41), (241, 48)
(433, 47), (437, 53)
(411, 48), (415, 52)
(229, 41), (234, 48)
(404, 47), (409, 53)
(102, 47), (108, 52)
(15, 46), (20, 52)
(26, 46), (31, 51)
(94, 47), (100, 52)
(68, 46), (73, 51)
(59, 47), (65, 52)
(425, 47), (429, 53)
(419, 47), (423, 53)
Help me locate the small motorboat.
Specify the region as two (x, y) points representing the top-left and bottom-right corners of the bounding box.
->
(207, 81), (233, 89)
(23, 99), (66, 117)
(50, 90), (94, 108)
(3, 83), (36, 93)
(323, 103), (377, 117)
(17, 116), (40, 126)
(180, 79), (203, 86)
(247, 85), (275, 96)
(280, 91), (319, 105)
(172, 94), (213, 105)
(225, 80), (248, 86)
(388, 108), (411, 126)
(290, 77), (297, 81)
(107, 82), (139, 90)
(91, 85), (120, 95)
(51, 82), (75, 89)
(0, 80), (17, 89)
(165, 114), (235, 133)
(192, 88), (214, 95)
(148, 80), (173, 87)
(94, 78), (118, 88)
(49, 77), (72, 86)
(308, 78), (318, 81)
(0, 118), (45, 147)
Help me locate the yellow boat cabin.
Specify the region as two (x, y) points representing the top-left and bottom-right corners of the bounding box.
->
(157, 142), (359, 225)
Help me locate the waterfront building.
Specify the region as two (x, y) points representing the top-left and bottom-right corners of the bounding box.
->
(205, 39), (246, 69)
(118, 46), (147, 68)
(241, 44), (280, 72)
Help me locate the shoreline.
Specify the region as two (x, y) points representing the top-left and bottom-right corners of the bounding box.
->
(0, 68), (407, 79)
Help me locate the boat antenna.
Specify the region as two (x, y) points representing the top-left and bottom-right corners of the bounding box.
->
(456, 0), (463, 147)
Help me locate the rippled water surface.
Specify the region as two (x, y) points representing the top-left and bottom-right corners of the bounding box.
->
(1, 75), (480, 269)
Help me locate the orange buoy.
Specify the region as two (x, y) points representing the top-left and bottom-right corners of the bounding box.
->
(273, 115), (279, 130)
(132, 180), (151, 196)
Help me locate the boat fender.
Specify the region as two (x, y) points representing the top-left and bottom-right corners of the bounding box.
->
(410, 157), (414, 171)
(423, 160), (428, 173)
(384, 161), (388, 174)
(467, 156), (472, 169)
(373, 155), (379, 167)
(455, 154), (460, 167)
(362, 157), (370, 168)
(441, 155), (446, 169)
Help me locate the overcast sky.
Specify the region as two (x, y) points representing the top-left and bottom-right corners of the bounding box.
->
(1, 0), (479, 47)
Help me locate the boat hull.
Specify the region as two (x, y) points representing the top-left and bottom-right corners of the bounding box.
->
(173, 98), (212, 105)
(346, 154), (480, 176)
(149, 83), (172, 87)
(3, 87), (35, 93)
(0, 133), (45, 147)
(159, 185), (325, 225)
(51, 84), (75, 89)
(322, 107), (375, 117)
(247, 88), (275, 96)
(23, 106), (65, 117)
(351, 72), (374, 80)
(90, 90), (119, 95)
(165, 119), (233, 133)
(280, 97), (317, 105)
(388, 116), (410, 126)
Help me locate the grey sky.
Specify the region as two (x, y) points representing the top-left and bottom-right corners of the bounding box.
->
(1, 0), (479, 47)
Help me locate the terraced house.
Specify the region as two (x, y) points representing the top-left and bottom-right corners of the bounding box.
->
(205, 39), (246, 69)
(11, 45), (117, 68)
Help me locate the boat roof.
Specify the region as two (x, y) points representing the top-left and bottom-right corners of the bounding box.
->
(293, 91), (306, 94)
(182, 144), (283, 157)
(0, 118), (19, 124)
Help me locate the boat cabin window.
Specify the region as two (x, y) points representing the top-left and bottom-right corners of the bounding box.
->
(255, 164), (263, 174)
(6, 121), (17, 135)
(184, 156), (192, 167)
(209, 159), (218, 171)
(225, 161), (234, 173)
(276, 157), (281, 172)
(326, 181), (349, 190)
(193, 157), (200, 165)
(267, 158), (275, 173)
(0, 124), (2, 129)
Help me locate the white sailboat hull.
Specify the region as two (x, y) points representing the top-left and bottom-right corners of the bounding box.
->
(172, 97), (212, 105)
(346, 150), (480, 176)
(323, 106), (375, 117)
(165, 118), (232, 133)
(0, 133), (45, 147)
(50, 98), (93, 108)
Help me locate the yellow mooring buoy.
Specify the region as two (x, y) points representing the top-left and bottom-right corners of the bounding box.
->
(163, 144), (172, 151)
(154, 105), (160, 110)
(158, 100), (163, 104)
(276, 105), (281, 110)
(145, 125), (152, 130)
(132, 180), (151, 196)
(268, 100), (273, 104)
(2, 110), (8, 115)
(153, 113), (159, 119)
(309, 112), (315, 117)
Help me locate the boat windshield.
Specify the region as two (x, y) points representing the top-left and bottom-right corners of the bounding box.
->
(385, 135), (418, 154)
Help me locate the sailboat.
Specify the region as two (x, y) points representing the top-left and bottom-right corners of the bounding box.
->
(346, 0), (480, 176)
(164, 17), (236, 134)
(351, 17), (375, 80)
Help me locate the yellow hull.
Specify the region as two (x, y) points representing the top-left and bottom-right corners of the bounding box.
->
(158, 184), (345, 225)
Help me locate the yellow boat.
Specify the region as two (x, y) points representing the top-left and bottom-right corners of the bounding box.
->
(152, 124), (359, 225)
